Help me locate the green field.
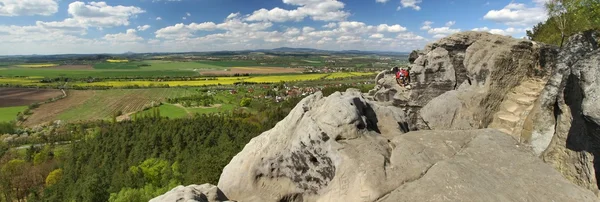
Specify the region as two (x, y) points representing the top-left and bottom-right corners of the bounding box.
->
(136, 104), (189, 119)
(0, 68), (197, 78)
(0, 106), (27, 122)
(196, 60), (263, 67)
(55, 88), (198, 122)
(94, 62), (144, 69)
(143, 60), (229, 70)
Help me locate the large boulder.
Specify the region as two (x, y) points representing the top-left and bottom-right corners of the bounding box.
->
(216, 89), (598, 202)
(150, 184), (232, 202)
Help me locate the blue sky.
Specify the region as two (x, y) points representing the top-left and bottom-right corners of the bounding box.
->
(0, 0), (549, 55)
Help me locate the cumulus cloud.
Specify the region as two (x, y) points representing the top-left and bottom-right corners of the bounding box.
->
(472, 27), (526, 36)
(323, 22), (337, 28)
(155, 17), (272, 39)
(65, 1), (145, 28)
(483, 2), (548, 27)
(369, 33), (384, 38)
(420, 21), (433, 30)
(421, 21), (460, 39)
(245, 0), (349, 22)
(0, 0), (58, 16)
(376, 0), (389, 3)
(186, 12), (191, 16)
(377, 24), (407, 32)
(156, 17), (162, 20)
(399, 0), (422, 11)
(137, 25), (151, 31)
(104, 29), (143, 42)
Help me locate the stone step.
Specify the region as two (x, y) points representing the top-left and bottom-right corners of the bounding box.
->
(513, 95), (538, 105)
(524, 90), (541, 97)
(495, 111), (520, 126)
(500, 100), (520, 114)
(520, 81), (544, 91)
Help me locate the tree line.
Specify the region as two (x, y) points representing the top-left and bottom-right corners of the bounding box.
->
(527, 0), (600, 47)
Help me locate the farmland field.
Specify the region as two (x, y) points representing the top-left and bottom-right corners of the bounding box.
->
(23, 88), (198, 126)
(0, 88), (63, 107)
(94, 62), (143, 69)
(243, 73), (328, 83)
(0, 68), (196, 78)
(142, 60), (228, 71)
(200, 67), (304, 75)
(0, 106), (27, 122)
(1, 72), (374, 88)
(72, 77), (247, 87)
(106, 59), (129, 63)
(135, 104), (189, 119)
(15, 64), (58, 68)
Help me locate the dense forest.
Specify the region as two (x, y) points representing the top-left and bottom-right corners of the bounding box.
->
(527, 0), (600, 46)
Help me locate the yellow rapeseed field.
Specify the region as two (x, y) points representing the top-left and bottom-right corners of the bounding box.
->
(244, 74), (328, 83)
(106, 59), (129, 63)
(0, 72), (374, 87)
(15, 64), (58, 68)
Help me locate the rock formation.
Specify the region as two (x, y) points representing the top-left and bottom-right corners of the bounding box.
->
(149, 184), (232, 202)
(215, 89), (597, 202)
(152, 31), (600, 201)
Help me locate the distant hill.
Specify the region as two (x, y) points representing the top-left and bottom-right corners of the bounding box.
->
(0, 47), (409, 58)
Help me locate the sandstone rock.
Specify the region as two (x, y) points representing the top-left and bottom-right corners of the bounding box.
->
(408, 50), (420, 64)
(384, 31), (555, 130)
(522, 31), (600, 194)
(150, 184), (231, 202)
(216, 89), (598, 202)
(378, 129), (599, 202)
(218, 89), (408, 201)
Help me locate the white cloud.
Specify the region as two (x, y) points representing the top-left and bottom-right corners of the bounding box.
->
(400, 0), (422, 11)
(472, 27), (526, 36)
(377, 24), (407, 32)
(323, 22), (337, 28)
(104, 29), (143, 42)
(186, 12), (191, 17)
(483, 3), (548, 27)
(370, 33), (384, 39)
(246, 0), (349, 22)
(156, 17), (162, 20)
(421, 20), (460, 39)
(0, 0), (58, 16)
(376, 0), (389, 3)
(302, 26), (315, 33)
(152, 0), (182, 2)
(420, 21), (433, 30)
(137, 25), (151, 31)
(227, 12), (240, 19)
(155, 17), (272, 39)
(182, 17), (187, 20)
(428, 27), (460, 35)
(396, 32), (425, 40)
(66, 1), (145, 28)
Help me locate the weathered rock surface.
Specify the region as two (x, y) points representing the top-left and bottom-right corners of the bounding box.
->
(214, 89), (598, 202)
(150, 184), (231, 202)
(521, 31), (600, 194)
(370, 31), (556, 131)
